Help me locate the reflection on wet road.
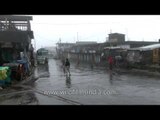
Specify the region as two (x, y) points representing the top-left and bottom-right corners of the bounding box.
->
(1, 59), (160, 105)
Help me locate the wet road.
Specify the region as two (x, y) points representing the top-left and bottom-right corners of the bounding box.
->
(1, 59), (160, 105)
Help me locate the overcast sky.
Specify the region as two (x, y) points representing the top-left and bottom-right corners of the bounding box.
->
(30, 15), (160, 50)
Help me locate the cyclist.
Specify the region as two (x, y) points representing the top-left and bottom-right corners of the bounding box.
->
(65, 58), (71, 76)
(61, 57), (66, 73)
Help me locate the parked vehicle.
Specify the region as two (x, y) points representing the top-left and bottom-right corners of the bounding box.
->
(36, 48), (49, 65)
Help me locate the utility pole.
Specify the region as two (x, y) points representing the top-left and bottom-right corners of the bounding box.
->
(59, 38), (61, 43)
(125, 28), (128, 41)
(34, 39), (36, 52)
(110, 29), (112, 34)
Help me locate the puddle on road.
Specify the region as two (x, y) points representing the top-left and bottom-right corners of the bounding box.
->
(1, 59), (159, 105)
(35, 64), (50, 79)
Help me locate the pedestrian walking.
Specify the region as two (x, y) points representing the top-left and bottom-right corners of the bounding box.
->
(108, 55), (114, 71)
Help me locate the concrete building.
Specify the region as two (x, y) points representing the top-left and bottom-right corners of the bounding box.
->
(108, 33), (125, 43)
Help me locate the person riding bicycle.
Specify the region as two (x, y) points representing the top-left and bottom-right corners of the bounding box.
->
(65, 58), (71, 76)
(61, 57), (66, 73)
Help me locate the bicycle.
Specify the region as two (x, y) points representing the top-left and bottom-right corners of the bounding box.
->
(65, 66), (71, 78)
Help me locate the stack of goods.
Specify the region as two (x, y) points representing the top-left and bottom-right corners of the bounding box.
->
(0, 67), (11, 86)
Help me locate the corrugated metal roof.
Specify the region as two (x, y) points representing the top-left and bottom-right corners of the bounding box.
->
(76, 41), (97, 45)
(130, 43), (160, 51)
(104, 46), (122, 49)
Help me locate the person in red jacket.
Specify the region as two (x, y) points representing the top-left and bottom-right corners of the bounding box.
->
(108, 55), (114, 70)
